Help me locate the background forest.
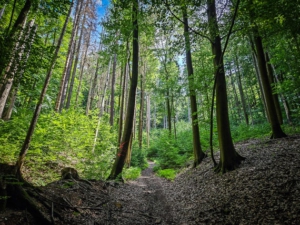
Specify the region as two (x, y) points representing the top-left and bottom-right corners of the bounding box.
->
(0, 0), (300, 185)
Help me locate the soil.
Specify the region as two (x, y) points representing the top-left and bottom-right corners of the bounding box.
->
(1, 135), (300, 224)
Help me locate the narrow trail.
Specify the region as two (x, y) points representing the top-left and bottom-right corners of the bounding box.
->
(110, 161), (176, 224)
(139, 161), (175, 224)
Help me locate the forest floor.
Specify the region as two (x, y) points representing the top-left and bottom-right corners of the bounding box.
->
(1, 135), (300, 224)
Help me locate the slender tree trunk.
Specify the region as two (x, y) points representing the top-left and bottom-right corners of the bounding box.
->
(92, 57), (113, 153)
(234, 55), (249, 125)
(100, 57), (112, 116)
(55, 0), (83, 112)
(229, 67), (241, 123)
(0, 4), (6, 20)
(89, 40), (103, 111)
(251, 50), (268, 120)
(3, 22), (37, 120)
(265, 52), (283, 124)
(75, 28), (91, 107)
(0, 0), (31, 76)
(118, 41), (130, 144)
(14, 3), (73, 178)
(110, 54), (117, 126)
(252, 27), (286, 138)
(146, 93), (150, 148)
(85, 70), (94, 115)
(0, 19), (35, 118)
(138, 69), (144, 149)
(108, 0), (139, 180)
(172, 95), (177, 139)
(182, 5), (205, 167)
(273, 70), (292, 125)
(207, 0), (244, 173)
(66, 9), (86, 109)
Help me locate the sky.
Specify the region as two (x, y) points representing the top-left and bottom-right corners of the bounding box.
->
(97, 0), (110, 20)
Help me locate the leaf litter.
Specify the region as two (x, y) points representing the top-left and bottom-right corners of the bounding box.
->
(1, 135), (300, 224)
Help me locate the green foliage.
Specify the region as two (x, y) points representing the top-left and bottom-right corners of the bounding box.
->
(157, 169), (176, 181)
(0, 109), (117, 185)
(147, 129), (190, 170)
(130, 142), (148, 170)
(231, 122), (271, 142)
(122, 167), (141, 180)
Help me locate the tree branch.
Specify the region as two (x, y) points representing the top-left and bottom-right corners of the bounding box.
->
(164, 0), (213, 43)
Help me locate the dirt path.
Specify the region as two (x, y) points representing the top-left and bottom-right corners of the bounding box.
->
(109, 161), (175, 225)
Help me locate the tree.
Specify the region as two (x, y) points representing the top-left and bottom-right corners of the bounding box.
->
(108, 0), (139, 180)
(182, 3), (205, 167)
(247, 0), (287, 138)
(0, 0), (32, 77)
(206, 0), (245, 173)
(14, 2), (73, 179)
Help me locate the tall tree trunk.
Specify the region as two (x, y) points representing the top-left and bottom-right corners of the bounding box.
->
(92, 59), (112, 153)
(252, 27), (286, 138)
(0, 0), (31, 76)
(171, 95), (177, 139)
(251, 50), (268, 120)
(138, 68), (144, 149)
(85, 70), (94, 115)
(3, 22), (37, 120)
(110, 54), (117, 126)
(182, 4), (205, 167)
(55, 0), (83, 112)
(229, 67), (241, 123)
(146, 93), (151, 148)
(14, 3), (73, 178)
(0, 4), (6, 20)
(234, 55), (249, 125)
(118, 40), (130, 144)
(273, 70), (293, 125)
(66, 9), (86, 109)
(89, 40), (103, 111)
(207, 0), (244, 173)
(265, 52), (283, 124)
(108, 0), (139, 180)
(0, 19), (35, 118)
(75, 28), (91, 107)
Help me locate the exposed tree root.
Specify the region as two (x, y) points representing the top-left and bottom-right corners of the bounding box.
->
(13, 184), (52, 225)
(214, 153), (245, 174)
(193, 153), (207, 168)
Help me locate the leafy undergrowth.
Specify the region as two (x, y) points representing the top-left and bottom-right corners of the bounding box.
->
(1, 135), (300, 224)
(156, 168), (176, 181)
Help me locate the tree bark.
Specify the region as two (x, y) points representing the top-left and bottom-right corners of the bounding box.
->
(252, 27), (286, 138)
(265, 52), (283, 124)
(229, 67), (242, 123)
(207, 0), (244, 173)
(55, 0), (83, 112)
(75, 28), (91, 107)
(108, 0), (139, 180)
(110, 54), (117, 126)
(182, 4), (205, 167)
(138, 67), (144, 149)
(146, 93), (151, 148)
(118, 40), (130, 144)
(14, 2), (73, 178)
(0, 19), (35, 118)
(0, 4), (6, 20)
(66, 8), (86, 109)
(0, 0), (31, 76)
(234, 56), (249, 125)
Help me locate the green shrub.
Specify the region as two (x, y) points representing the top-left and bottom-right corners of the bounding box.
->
(123, 167), (141, 180)
(157, 169), (176, 181)
(130, 144), (148, 170)
(0, 109), (117, 185)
